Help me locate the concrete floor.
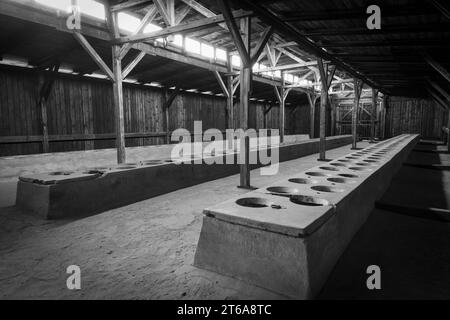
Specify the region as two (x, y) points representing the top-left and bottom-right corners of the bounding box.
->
(318, 141), (450, 299)
(0, 140), (449, 299)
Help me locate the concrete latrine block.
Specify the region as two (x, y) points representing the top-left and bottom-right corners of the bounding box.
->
(15, 135), (353, 219)
(194, 134), (419, 299)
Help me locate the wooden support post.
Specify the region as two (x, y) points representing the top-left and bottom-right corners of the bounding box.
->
(330, 99), (336, 136)
(163, 86), (181, 144)
(280, 72), (285, 143)
(226, 52), (234, 130)
(238, 15), (251, 188)
(317, 59), (333, 160)
(38, 95), (49, 153)
(381, 95), (387, 140)
(352, 78), (363, 149)
(37, 63), (60, 153)
(110, 11), (126, 163)
(337, 104), (342, 135)
(447, 111), (450, 151)
(370, 88), (378, 143)
(319, 79), (327, 159)
(307, 93), (315, 138)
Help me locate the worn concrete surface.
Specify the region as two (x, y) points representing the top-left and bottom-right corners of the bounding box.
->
(318, 141), (450, 299)
(0, 142), (367, 299)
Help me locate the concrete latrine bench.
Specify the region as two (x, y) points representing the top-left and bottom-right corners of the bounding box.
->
(15, 135), (352, 219)
(194, 134), (418, 299)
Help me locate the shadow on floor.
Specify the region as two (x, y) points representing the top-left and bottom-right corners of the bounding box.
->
(318, 140), (450, 299)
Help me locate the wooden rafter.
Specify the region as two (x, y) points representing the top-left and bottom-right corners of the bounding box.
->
(175, 4), (192, 25)
(119, 5), (158, 59)
(250, 26), (273, 65)
(425, 55), (450, 83)
(122, 51), (146, 78)
(213, 71), (229, 98)
(427, 87), (448, 110)
(254, 61), (319, 73)
(73, 31), (114, 80)
(427, 79), (450, 101)
(429, 0), (450, 19)
(217, 0), (251, 67)
(114, 10), (251, 45)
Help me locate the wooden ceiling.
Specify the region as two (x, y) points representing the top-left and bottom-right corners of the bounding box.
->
(1, 0), (450, 102)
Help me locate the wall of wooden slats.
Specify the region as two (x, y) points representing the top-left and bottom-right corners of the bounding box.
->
(335, 96), (445, 140)
(385, 96), (446, 139)
(0, 67), (310, 156)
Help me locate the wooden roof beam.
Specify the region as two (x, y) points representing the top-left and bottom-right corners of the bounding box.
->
(277, 5), (437, 22)
(238, 0), (381, 92)
(254, 61), (321, 73)
(217, 0), (251, 67)
(73, 31), (114, 80)
(427, 87), (449, 110)
(114, 10), (251, 45)
(427, 78), (450, 102)
(425, 54), (450, 83)
(429, 0), (450, 19)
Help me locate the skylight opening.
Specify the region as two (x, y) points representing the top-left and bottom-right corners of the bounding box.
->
(201, 43), (214, 59)
(79, 0), (105, 20)
(185, 38), (201, 54)
(172, 34), (183, 47)
(231, 55), (241, 67)
(143, 23), (162, 33)
(215, 48), (227, 61)
(118, 12), (140, 32)
(35, 0), (71, 12)
(36, 0), (105, 20)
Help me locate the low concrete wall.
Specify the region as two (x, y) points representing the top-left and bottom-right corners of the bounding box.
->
(194, 134), (419, 299)
(0, 134), (311, 180)
(16, 135), (352, 219)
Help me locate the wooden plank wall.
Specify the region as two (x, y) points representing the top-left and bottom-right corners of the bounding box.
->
(385, 96), (446, 139)
(335, 96), (445, 140)
(0, 66), (310, 156)
(337, 102), (376, 138)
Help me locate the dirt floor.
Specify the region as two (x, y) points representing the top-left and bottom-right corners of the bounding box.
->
(1, 140), (449, 299)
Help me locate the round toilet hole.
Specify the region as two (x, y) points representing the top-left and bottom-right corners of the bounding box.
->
(311, 185), (345, 193)
(327, 177), (356, 184)
(355, 162), (372, 166)
(306, 171), (330, 177)
(236, 197), (273, 208)
(319, 166), (339, 171)
(267, 186), (300, 195)
(339, 173), (359, 178)
(290, 195), (330, 207)
(288, 178), (317, 184)
(330, 163), (346, 167)
(349, 166), (372, 171)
